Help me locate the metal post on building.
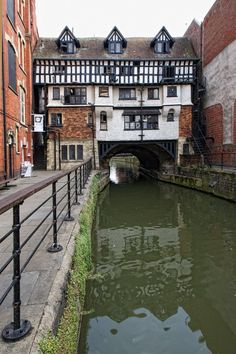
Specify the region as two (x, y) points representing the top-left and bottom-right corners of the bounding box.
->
(2, 204), (32, 341)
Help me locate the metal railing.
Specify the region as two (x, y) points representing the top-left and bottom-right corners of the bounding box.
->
(0, 158), (92, 342)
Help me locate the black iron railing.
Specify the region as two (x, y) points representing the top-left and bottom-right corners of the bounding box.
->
(0, 158), (92, 342)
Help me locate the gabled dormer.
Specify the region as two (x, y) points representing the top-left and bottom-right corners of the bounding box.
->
(150, 26), (174, 54)
(104, 26), (127, 54)
(56, 26), (80, 54)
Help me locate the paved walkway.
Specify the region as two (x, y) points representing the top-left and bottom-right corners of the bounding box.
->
(0, 170), (93, 353)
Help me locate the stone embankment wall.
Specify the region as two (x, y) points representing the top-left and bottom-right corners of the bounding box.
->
(159, 167), (236, 202)
(98, 170), (110, 192)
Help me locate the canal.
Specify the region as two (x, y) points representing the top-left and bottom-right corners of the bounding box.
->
(78, 160), (236, 354)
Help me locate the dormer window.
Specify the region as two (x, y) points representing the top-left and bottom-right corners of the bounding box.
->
(104, 26), (127, 54)
(109, 41), (122, 54)
(150, 26), (174, 54)
(154, 40), (170, 54)
(56, 26), (80, 54)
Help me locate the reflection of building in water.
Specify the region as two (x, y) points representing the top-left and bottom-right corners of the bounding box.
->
(93, 225), (193, 322)
(109, 160), (139, 184)
(87, 180), (236, 354)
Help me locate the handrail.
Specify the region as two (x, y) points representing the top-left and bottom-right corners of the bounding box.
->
(0, 158), (91, 215)
(0, 158), (92, 342)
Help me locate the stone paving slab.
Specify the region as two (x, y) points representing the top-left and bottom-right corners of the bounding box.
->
(0, 170), (94, 353)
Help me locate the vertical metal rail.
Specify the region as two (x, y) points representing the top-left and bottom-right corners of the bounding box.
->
(64, 172), (74, 221)
(73, 168), (80, 205)
(48, 182), (63, 252)
(79, 165), (83, 195)
(2, 204), (32, 341)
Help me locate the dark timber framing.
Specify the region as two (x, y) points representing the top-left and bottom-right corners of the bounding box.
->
(34, 58), (198, 86)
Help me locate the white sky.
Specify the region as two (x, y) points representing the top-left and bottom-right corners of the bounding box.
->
(36, 0), (216, 38)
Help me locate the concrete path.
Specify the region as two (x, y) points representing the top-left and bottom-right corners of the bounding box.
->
(0, 170), (94, 353)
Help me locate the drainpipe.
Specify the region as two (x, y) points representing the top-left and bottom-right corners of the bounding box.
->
(1, 17), (8, 179)
(58, 131), (61, 170)
(139, 86), (144, 142)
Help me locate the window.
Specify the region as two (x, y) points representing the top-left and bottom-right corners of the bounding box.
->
(120, 66), (134, 75)
(119, 88), (136, 100)
(77, 145), (83, 160)
(100, 111), (107, 130)
(61, 145), (84, 161)
(18, 34), (25, 69)
(7, 0), (15, 25)
(61, 41), (75, 54)
(69, 145), (75, 160)
(164, 66), (175, 80)
(99, 87), (109, 97)
(50, 113), (62, 126)
(104, 66), (114, 75)
(124, 115), (158, 130)
(148, 88), (159, 100)
(109, 41), (122, 54)
(167, 109), (175, 122)
(53, 87), (60, 100)
(54, 65), (66, 74)
(167, 86), (177, 97)
(154, 41), (170, 53)
(61, 145), (67, 160)
(8, 42), (16, 91)
(20, 87), (26, 123)
(64, 87), (87, 105)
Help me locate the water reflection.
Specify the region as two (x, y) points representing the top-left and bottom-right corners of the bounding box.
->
(78, 171), (236, 354)
(109, 158), (139, 184)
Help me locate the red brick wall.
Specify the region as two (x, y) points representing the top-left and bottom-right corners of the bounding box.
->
(0, 0), (38, 180)
(205, 103), (223, 146)
(203, 0), (236, 66)
(179, 106), (192, 137)
(48, 107), (94, 141)
(184, 20), (201, 57)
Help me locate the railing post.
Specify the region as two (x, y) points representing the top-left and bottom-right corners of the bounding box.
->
(64, 172), (74, 221)
(79, 165), (83, 195)
(73, 168), (80, 205)
(83, 164), (86, 188)
(2, 204), (32, 341)
(48, 182), (63, 252)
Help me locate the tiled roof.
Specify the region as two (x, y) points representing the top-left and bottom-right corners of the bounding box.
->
(34, 36), (197, 60)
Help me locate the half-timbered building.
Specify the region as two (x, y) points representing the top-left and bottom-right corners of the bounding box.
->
(33, 26), (199, 171)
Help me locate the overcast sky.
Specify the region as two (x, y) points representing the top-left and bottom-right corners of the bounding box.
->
(36, 0), (216, 38)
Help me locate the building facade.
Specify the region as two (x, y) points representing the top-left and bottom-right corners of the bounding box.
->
(0, 0), (38, 182)
(33, 26), (199, 171)
(185, 0), (236, 167)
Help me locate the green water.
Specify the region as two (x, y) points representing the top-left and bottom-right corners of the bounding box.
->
(78, 164), (236, 354)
